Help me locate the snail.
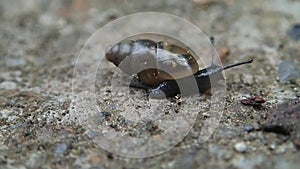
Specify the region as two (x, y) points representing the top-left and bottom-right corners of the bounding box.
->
(105, 34), (253, 99)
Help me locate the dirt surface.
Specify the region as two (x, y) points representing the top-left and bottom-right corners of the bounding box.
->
(0, 0), (300, 169)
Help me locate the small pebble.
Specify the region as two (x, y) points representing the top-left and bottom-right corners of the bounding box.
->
(287, 24), (300, 41)
(292, 137), (300, 149)
(244, 124), (254, 132)
(278, 61), (300, 82)
(54, 144), (68, 155)
(262, 100), (299, 135)
(269, 144), (276, 150)
(0, 81), (17, 90)
(234, 142), (247, 153)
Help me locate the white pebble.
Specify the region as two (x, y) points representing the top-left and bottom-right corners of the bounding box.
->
(234, 142), (247, 153)
(0, 81), (17, 90)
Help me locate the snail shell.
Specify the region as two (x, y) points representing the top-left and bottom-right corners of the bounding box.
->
(105, 34), (199, 86)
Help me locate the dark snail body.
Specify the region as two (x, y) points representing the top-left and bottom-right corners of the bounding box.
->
(149, 59), (253, 99)
(149, 65), (219, 98)
(105, 34), (253, 99)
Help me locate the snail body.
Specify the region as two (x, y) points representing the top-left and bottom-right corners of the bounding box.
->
(106, 34), (253, 98)
(149, 58), (253, 98)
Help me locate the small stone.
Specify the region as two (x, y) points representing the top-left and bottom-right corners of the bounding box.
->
(278, 61), (300, 82)
(54, 144), (68, 155)
(287, 24), (300, 41)
(244, 124), (254, 132)
(269, 143), (276, 150)
(0, 81), (17, 90)
(234, 142), (247, 153)
(262, 100), (299, 135)
(292, 137), (300, 149)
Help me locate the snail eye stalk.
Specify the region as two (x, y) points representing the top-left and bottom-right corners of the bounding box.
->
(210, 36), (215, 66)
(223, 58), (254, 70)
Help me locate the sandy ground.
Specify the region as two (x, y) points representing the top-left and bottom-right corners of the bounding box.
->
(0, 0), (299, 168)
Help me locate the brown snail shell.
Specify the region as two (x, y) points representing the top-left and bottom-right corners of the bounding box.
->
(105, 34), (199, 86)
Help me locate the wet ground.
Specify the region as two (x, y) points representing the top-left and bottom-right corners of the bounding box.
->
(0, 0), (300, 168)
